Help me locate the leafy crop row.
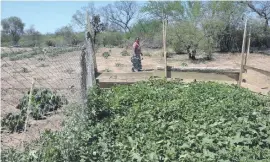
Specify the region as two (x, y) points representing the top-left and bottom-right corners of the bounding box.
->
(1, 80), (270, 161)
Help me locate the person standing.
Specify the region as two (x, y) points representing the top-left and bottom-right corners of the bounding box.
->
(131, 37), (143, 72)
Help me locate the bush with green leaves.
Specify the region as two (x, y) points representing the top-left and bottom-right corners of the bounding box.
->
(45, 40), (56, 47)
(1, 88), (68, 132)
(99, 31), (124, 47)
(2, 80), (270, 161)
(144, 52), (151, 57)
(1, 112), (26, 133)
(115, 63), (124, 67)
(169, 22), (203, 55)
(120, 50), (130, 56)
(102, 52), (110, 59)
(17, 88), (68, 119)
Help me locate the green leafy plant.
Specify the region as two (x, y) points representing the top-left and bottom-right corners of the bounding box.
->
(102, 52), (110, 59)
(144, 52), (151, 57)
(2, 81), (270, 161)
(37, 57), (45, 61)
(121, 50), (130, 56)
(102, 68), (112, 72)
(45, 40), (55, 47)
(17, 88), (68, 119)
(1, 52), (9, 58)
(115, 63), (124, 67)
(1, 112), (26, 133)
(181, 62), (188, 67)
(1, 88), (68, 132)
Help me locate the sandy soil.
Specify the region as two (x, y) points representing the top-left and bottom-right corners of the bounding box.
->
(1, 47), (270, 149)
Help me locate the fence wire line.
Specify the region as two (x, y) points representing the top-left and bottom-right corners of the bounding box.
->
(2, 56), (69, 88)
(1, 47), (83, 151)
(2, 47), (81, 87)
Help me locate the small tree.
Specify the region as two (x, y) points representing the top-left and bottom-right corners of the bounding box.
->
(101, 1), (138, 32)
(129, 19), (163, 48)
(55, 25), (76, 45)
(1, 16), (25, 45)
(72, 3), (106, 44)
(24, 25), (41, 47)
(90, 15), (106, 44)
(169, 21), (203, 59)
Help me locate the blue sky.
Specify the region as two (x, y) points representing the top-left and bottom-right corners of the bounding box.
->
(1, 1), (145, 34)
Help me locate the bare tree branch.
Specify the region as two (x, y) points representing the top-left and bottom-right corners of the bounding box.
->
(101, 1), (138, 32)
(246, 1), (270, 31)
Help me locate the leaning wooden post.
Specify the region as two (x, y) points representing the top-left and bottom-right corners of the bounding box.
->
(22, 78), (35, 148)
(86, 12), (98, 74)
(162, 10), (167, 78)
(238, 18), (248, 86)
(244, 27), (251, 69)
(165, 18), (168, 78)
(85, 12), (96, 87)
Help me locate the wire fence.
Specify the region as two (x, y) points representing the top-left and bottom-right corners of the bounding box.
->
(1, 46), (84, 150)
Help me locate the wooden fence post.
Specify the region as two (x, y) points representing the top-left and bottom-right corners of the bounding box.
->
(162, 11), (167, 78)
(80, 11), (97, 104)
(86, 12), (98, 74)
(244, 27), (251, 68)
(85, 11), (96, 87)
(22, 78), (35, 148)
(238, 18), (248, 87)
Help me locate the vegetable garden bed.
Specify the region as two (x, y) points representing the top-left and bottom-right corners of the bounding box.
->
(2, 80), (270, 162)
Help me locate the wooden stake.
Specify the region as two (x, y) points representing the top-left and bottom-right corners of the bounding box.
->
(162, 10), (167, 78)
(86, 12), (98, 74)
(164, 19), (167, 78)
(85, 11), (96, 86)
(244, 28), (251, 68)
(238, 18), (248, 86)
(22, 78), (36, 148)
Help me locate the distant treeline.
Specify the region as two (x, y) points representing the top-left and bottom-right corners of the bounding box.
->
(1, 1), (270, 54)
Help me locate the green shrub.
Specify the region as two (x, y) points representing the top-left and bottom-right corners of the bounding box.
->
(144, 52), (151, 57)
(102, 68), (112, 72)
(1, 88), (68, 132)
(37, 57), (45, 61)
(1, 112), (26, 133)
(181, 62), (188, 67)
(71, 38), (80, 46)
(102, 52), (110, 59)
(120, 50), (129, 56)
(115, 63), (124, 67)
(101, 31), (124, 47)
(2, 81), (270, 161)
(1, 52), (9, 58)
(45, 40), (56, 47)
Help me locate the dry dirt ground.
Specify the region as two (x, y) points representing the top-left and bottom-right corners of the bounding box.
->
(1, 47), (270, 149)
